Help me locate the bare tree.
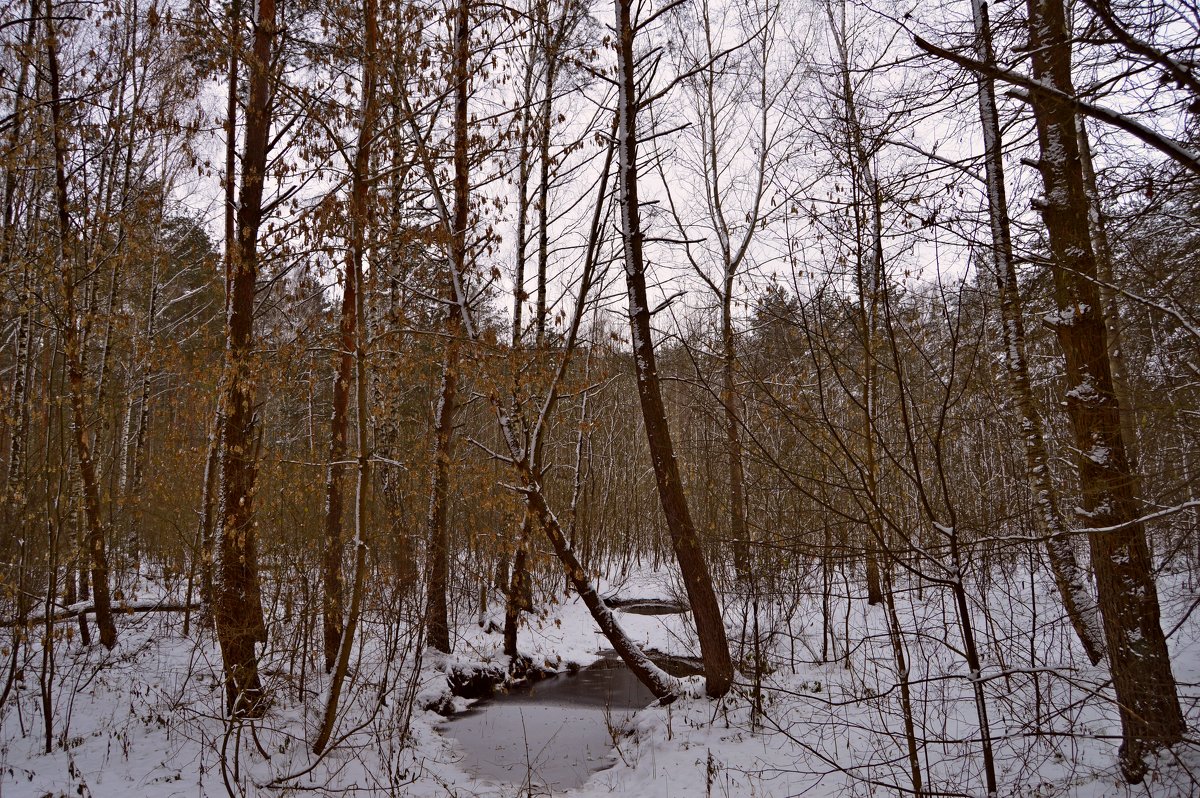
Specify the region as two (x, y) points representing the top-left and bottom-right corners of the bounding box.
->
(614, 0), (733, 698)
(1022, 0), (1184, 779)
(970, 0), (1105, 665)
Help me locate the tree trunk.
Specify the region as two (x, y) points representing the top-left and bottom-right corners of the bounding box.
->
(1077, 118), (1139, 472)
(313, 0), (377, 747)
(971, 0), (1105, 665)
(722, 287), (751, 583)
(424, 0), (472, 655)
(533, 36), (557, 350)
(525, 478), (682, 700)
(46, 0), (117, 650)
(828, 1), (884, 606)
(215, 0), (277, 716)
(128, 270), (158, 497)
(1024, 0), (1184, 779)
(198, 416), (219, 612)
(321, 214), (358, 673)
(614, 0), (733, 698)
(2, 0), (35, 515)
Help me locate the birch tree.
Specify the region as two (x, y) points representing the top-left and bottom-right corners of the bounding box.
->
(969, 0), (1105, 665)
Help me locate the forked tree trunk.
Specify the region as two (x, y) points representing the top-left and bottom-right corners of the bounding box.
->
(313, 0), (377, 748)
(1024, 0), (1184, 779)
(614, 0), (733, 698)
(971, 0), (1105, 665)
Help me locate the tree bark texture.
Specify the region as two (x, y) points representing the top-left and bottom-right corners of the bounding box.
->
(424, 0), (470, 654)
(215, 0), (276, 716)
(1024, 0), (1184, 779)
(972, 0), (1105, 665)
(321, 206), (356, 672)
(46, 0), (117, 650)
(313, 0), (377, 747)
(614, 0), (733, 698)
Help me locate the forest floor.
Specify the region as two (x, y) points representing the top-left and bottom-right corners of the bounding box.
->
(1, 563), (1198, 797)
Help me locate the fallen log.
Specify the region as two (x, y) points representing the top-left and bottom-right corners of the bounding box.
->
(3, 599), (201, 628)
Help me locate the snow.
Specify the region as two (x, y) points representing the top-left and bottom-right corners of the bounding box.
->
(2, 564), (1197, 797)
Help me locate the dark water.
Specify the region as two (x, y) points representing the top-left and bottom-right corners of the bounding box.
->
(440, 659), (654, 791)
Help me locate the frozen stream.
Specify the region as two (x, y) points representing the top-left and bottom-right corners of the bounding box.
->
(440, 657), (654, 791)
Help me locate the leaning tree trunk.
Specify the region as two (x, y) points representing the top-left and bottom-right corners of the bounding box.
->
(215, 0), (276, 716)
(614, 0), (733, 698)
(971, 0), (1105, 665)
(406, 85), (682, 701)
(1024, 0), (1184, 780)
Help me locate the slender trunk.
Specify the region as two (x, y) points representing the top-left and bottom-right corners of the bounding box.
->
(1024, 0), (1183, 777)
(971, 0), (1105, 664)
(723, 288), (750, 582)
(502, 38), (539, 659)
(321, 219), (357, 673)
(198, 415), (219, 611)
(46, 0), (117, 650)
(829, 2), (884, 606)
(512, 98), (532, 346)
(2, 0), (35, 510)
(614, 0), (732, 698)
(424, 0), (471, 655)
(883, 571), (922, 797)
(6, 265), (30, 506)
(313, 0), (377, 746)
(860, 190), (884, 607)
(215, 0), (276, 716)
(423, 341), (458, 653)
(533, 50), (556, 349)
(129, 271), (158, 496)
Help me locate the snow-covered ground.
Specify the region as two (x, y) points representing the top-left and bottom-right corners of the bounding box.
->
(1, 563), (1196, 797)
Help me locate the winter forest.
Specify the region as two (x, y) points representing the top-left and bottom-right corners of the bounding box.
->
(0, 0), (1198, 792)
